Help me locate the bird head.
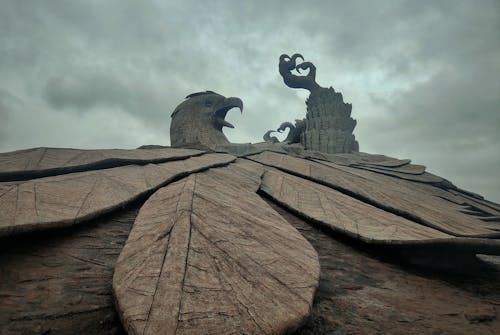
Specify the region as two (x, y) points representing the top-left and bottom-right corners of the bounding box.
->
(170, 91), (243, 150)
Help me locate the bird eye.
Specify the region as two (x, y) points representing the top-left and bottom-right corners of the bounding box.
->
(205, 100), (213, 107)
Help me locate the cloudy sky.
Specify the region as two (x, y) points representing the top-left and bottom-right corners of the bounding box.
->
(1, 0), (499, 202)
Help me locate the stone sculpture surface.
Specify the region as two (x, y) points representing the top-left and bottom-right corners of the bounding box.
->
(1, 55), (499, 335)
(268, 54), (359, 153)
(263, 120), (305, 145)
(263, 130), (279, 143)
(170, 91), (243, 150)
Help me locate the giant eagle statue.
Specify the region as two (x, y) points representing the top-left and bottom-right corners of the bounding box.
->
(0, 55), (499, 335)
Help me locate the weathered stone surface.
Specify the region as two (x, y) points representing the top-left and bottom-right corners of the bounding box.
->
(263, 130), (279, 143)
(270, 203), (500, 335)
(113, 166), (320, 335)
(356, 157), (412, 168)
(0, 153), (235, 237)
(0, 202), (138, 335)
(278, 120), (306, 144)
(279, 54), (320, 92)
(260, 170), (450, 242)
(304, 152), (459, 190)
(0, 143), (499, 335)
(277, 54), (358, 154)
(348, 163), (444, 184)
(299, 151), (412, 168)
(308, 154), (451, 186)
(264, 120), (306, 145)
(0, 147), (204, 181)
(352, 161), (426, 175)
(224, 158), (267, 192)
(170, 91), (243, 150)
(301, 87), (359, 153)
(249, 151), (499, 237)
(215, 142), (304, 157)
(450, 190), (500, 216)
(388, 178), (500, 221)
(260, 170), (500, 260)
(2, 193), (498, 335)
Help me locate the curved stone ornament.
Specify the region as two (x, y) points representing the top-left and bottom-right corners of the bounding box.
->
(279, 54), (320, 92)
(113, 167), (320, 335)
(263, 120), (306, 145)
(263, 130), (279, 143)
(276, 53), (359, 153)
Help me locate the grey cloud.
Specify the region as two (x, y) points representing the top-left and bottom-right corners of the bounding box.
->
(0, 0), (499, 201)
(42, 71), (185, 134)
(372, 64), (500, 143)
(361, 61), (500, 200)
(0, 92), (15, 143)
(44, 74), (126, 111)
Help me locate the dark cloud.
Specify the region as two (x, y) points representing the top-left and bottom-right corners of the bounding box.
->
(42, 71), (182, 131)
(0, 91), (17, 143)
(44, 74), (127, 111)
(0, 0), (498, 201)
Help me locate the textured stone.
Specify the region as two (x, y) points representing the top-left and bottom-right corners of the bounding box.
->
(260, 169), (451, 242)
(354, 157), (412, 168)
(0, 203), (138, 335)
(264, 120), (306, 145)
(0, 144), (499, 335)
(0, 153), (235, 237)
(302, 87), (359, 153)
(347, 162), (443, 184)
(170, 91), (243, 150)
(0, 147), (204, 181)
(249, 151), (499, 237)
(277, 54), (358, 154)
(353, 161), (424, 174)
(260, 170), (500, 259)
(113, 165), (320, 335)
(271, 203), (500, 335)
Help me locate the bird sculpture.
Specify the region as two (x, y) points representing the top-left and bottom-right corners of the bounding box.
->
(1, 57), (499, 335)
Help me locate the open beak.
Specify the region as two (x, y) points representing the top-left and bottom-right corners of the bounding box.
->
(214, 97), (243, 130)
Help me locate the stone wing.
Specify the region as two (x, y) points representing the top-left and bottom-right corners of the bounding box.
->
(0, 147), (204, 181)
(1, 147), (499, 334)
(0, 151), (234, 236)
(113, 165), (319, 334)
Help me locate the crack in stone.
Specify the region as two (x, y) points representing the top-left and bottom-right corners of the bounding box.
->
(192, 221), (310, 309)
(174, 175), (196, 334)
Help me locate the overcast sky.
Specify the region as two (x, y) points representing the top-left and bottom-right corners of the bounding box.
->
(1, 0), (499, 202)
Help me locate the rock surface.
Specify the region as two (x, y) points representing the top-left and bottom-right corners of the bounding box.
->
(170, 92), (243, 150)
(0, 147), (203, 181)
(260, 169), (451, 242)
(0, 146), (499, 334)
(113, 165), (319, 335)
(270, 203), (500, 335)
(260, 169), (500, 263)
(249, 151), (499, 237)
(0, 202), (137, 335)
(277, 54), (358, 153)
(0, 153), (235, 236)
(301, 87), (359, 153)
